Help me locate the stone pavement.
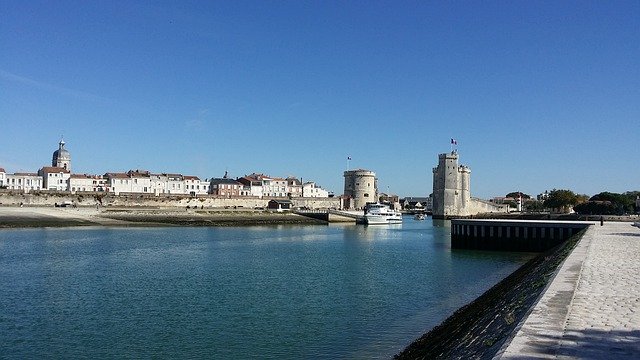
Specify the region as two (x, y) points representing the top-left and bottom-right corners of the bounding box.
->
(497, 222), (640, 359)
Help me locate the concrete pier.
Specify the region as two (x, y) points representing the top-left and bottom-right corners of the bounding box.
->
(497, 222), (640, 359)
(451, 219), (593, 252)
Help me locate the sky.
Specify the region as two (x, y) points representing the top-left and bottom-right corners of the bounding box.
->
(1, 1), (638, 198)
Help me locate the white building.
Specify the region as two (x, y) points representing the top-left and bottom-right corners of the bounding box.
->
(149, 173), (184, 195)
(166, 174), (185, 194)
(238, 173), (267, 198)
(39, 167), (71, 191)
(199, 179), (210, 195)
(69, 174), (109, 192)
(4, 172), (43, 192)
(106, 170), (153, 194)
(184, 176), (209, 195)
(302, 182), (329, 198)
(0, 167), (5, 188)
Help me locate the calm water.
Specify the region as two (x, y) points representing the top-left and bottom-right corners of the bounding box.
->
(0, 218), (533, 359)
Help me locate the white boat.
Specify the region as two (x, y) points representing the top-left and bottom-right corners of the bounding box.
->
(414, 213), (425, 220)
(364, 203), (403, 225)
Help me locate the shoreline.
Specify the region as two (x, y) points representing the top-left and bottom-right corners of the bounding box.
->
(0, 206), (325, 228)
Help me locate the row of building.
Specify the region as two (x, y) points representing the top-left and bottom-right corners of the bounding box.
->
(0, 140), (330, 198)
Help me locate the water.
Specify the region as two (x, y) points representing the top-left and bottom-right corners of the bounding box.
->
(0, 218), (534, 359)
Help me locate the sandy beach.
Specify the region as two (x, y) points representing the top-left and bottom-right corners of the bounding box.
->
(0, 206), (324, 228)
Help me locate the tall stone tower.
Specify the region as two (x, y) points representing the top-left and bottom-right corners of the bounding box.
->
(432, 151), (470, 219)
(52, 138), (71, 171)
(343, 169), (377, 209)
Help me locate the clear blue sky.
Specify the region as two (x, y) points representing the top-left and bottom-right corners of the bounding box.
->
(1, 1), (638, 198)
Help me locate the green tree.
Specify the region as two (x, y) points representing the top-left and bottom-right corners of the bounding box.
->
(524, 200), (545, 212)
(505, 192), (531, 199)
(543, 189), (579, 211)
(590, 192), (634, 214)
(574, 201), (617, 215)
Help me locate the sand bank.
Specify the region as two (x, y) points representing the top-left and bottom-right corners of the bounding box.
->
(0, 206), (324, 228)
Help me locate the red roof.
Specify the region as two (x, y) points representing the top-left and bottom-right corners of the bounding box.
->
(183, 175), (200, 180)
(0, 168), (5, 173)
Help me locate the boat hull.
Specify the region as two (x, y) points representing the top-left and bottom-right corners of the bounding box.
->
(364, 214), (403, 225)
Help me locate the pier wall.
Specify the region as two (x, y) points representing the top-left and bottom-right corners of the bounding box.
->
(0, 191), (340, 210)
(451, 219), (592, 252)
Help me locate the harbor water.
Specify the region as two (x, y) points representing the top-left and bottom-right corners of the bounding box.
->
(0, 218), (534, 359)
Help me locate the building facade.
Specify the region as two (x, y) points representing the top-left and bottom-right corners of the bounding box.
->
(4, 173), (43, 192)
(39, 167), (71, 191)
(343, 169), (377, 209)
(303, 182), (329, 198)
(2, 139), (333, 198)
(69, 174), (109, 192)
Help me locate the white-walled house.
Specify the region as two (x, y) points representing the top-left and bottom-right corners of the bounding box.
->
(238, 174), (267, 198)
(39, 167), (71, 191)
(69, 174), (109, 192)
(4, 172), (43, 192)
(199, 179), (210, 195)
(184, 176), (209, 195)
(166, 174), (184, 194)
(127, 170), (152, 193)
(0, 168), (6, 188)
(105, 173), (131, 195)
(302, 182), (329, 198)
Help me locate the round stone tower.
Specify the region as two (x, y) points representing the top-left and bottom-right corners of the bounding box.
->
(52, 138), (71, 171)
(343, 169), (377, 209)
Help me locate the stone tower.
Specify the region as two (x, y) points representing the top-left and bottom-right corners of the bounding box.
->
(343, 169), (377, 209)
(52, 138), (71, 171)
(432, 151), (470, 219)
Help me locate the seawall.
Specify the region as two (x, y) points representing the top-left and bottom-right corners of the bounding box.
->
(395, 227), (587, 359)
(0, 190), (340, 209)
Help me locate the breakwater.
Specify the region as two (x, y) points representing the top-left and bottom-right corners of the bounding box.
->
(451, 219), (593, 252)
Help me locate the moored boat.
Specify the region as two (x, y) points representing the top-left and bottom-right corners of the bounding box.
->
(364, 203), (403, 225)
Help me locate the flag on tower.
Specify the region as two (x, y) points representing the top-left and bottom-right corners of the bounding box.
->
(451, 138), (457, 145)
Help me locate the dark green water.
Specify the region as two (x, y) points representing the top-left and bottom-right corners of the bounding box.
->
(0, 218), (533, 359)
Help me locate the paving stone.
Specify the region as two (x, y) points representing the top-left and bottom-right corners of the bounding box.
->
(497, 222), (640, 359)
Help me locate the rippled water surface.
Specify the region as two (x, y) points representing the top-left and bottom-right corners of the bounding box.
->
(0, 219), (534, 359)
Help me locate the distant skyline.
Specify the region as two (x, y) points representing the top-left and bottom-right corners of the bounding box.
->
(1, 1), (638, 198)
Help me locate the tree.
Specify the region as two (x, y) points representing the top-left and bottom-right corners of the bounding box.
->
(505, 192), (531, 199)
(590, 192), (634, 214)
(543, 189), (579, 212)
(524, 200), (545, 212)
(574, 201), (617, 215)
